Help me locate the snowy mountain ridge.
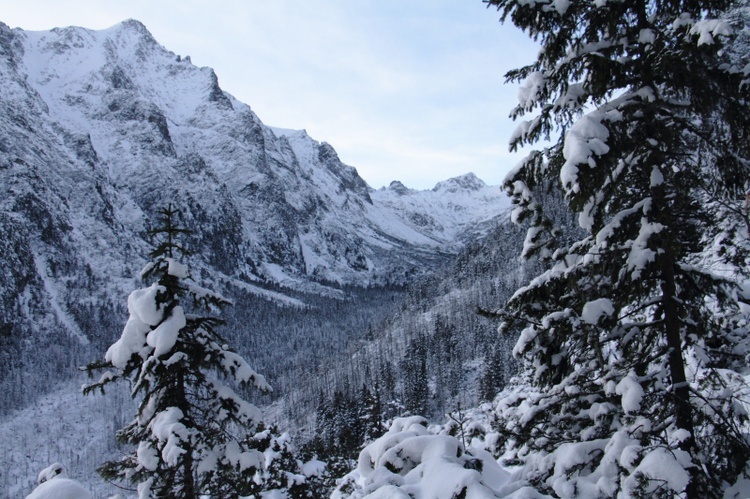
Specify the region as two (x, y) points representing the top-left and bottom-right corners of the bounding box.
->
(1, 18), (507, 291)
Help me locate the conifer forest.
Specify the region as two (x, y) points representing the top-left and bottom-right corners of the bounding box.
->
(3, 0), (750, 498)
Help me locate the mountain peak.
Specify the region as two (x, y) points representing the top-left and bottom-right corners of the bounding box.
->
(102, 19), (161, 54)
(111, 19), (152, 37)
(432, 172), (486, 193)
(387, 180), (412, 196)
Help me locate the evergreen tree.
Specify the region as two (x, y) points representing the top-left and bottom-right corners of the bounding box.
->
(487, 0), (750, 496)
(84, 205), (300, 497)
(400, 334), (429, 415)
(359, 383), (385, 444)
(313, 389), (335, 453)
(377, 358), (397, 405)
(235, 424), (308, 498)
(433, 315), (463, 407)
(331, 389), (362, 459)
(478, 339), (507, 403)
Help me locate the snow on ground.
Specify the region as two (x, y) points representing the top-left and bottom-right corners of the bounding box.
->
(249, 264), (345, 301)
(32, 252), (91, 347)
(25, 476), (93, 499)
(0, 381), (134, 498)
(25, 463), (93, 499)
(334, 416), (511, 498)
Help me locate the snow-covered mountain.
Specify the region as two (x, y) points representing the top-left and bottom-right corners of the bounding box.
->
(0, 18), (507, 414)
(0, 19), (506, 292)
(0, 20), (514, 496)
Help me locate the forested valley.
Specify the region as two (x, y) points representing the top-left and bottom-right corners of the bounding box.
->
(6, 0), (750, 497)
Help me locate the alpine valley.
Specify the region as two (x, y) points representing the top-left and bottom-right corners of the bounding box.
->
(0, 19), (517, 497)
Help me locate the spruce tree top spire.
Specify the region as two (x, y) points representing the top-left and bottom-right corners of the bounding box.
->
(148, 203), (191, 261)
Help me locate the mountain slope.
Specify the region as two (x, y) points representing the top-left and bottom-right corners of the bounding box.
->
(3, 19), (506, 288)
(0, 20), (517, 496)
(0, 19), (507, 415)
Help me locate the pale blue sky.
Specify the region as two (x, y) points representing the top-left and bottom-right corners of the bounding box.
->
(0, 0), (538, 189)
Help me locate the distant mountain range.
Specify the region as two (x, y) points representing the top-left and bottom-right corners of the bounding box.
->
(0, 18), (506, 298)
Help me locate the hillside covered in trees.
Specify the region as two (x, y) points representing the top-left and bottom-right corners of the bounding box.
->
(5, 0), (750, 497)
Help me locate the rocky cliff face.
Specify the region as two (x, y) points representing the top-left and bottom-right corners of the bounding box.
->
(0, 19), (507, 409)
(1, 19), (506, 289)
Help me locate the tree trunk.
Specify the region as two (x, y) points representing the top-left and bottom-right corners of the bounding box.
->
(660, 250), (697, 497)
(177, 369), (196, 498)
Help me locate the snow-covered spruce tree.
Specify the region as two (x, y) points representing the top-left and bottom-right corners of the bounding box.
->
(84, 205), (298, 497)
(487, 0), (750, 496)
